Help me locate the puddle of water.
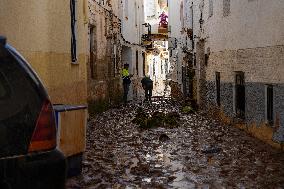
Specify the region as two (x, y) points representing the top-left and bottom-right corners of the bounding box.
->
(142, 178), (152, 183)
(170, 172), (196, 189)
(155, 164), (162, 168)
(155, 148), (171, 165)
(125, 157), (139, 180)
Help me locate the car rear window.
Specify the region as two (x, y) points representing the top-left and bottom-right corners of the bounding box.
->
(0, 45), (44, 157)
(0, 70), (11, 99)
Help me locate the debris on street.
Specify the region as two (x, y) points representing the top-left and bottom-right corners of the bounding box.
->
(67, 100), (284, 189)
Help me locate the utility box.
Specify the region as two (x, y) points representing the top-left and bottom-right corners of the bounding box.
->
(54, 105), (87, 177)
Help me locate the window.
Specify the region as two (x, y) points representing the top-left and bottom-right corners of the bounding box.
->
(180, 2), (184, 28)
(205, 54), (209, 66)
(134, 2), (139, 27)
(216, 72), (221, 106)
(70, 0), (77, 63)
(223, 0), (230, 17)
(142, 52), (146, 76)
(266, 85), (274, 124)
(89, 25), (97, 79)
(136, 51), (139, 75)
(113, 45), (117, 77)
(135, 2), (138, 27)
(165, 58), (169, 74)
(209, 0), (213, 17)
(98, 0), (105, 5)
(0, 47), (43, 157)
(125, 0), (129, 18)
(235, 72), (245, 119)
(0, 71), (10, 99)
(153, 58), (156, 75)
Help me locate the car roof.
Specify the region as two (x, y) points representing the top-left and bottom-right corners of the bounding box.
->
(0, 36), (49, 98)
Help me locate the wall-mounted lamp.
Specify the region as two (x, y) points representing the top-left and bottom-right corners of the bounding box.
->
(142, 23), (152, 35)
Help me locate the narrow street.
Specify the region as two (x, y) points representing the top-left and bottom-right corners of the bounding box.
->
(1, 1), (284, 189)
(68, 100), (284, 189)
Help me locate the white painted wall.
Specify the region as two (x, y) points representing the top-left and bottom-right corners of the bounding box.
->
(194, 0), (284, 52)
(144, 0), (167, 34)
(168, 0), (182, 39)
(121, 0), (144, 44)
(168, 0), (184, 85)
(121, 0), (145, 78)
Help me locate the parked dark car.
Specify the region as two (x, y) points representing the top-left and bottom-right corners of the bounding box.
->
(0, 36), (66, 189)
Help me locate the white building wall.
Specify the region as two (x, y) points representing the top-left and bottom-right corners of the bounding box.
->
(190, 0), (284, 145)
(197, 0), (284, 52)
(121, 0), (145, 101)
(122, 0), (144, 45)
(168, 0), (182, 39)
(168, 0), (195, 88)
(168, 0), (183, 85)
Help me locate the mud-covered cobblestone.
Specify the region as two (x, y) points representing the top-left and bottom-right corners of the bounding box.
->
(67, 101), (284, 189)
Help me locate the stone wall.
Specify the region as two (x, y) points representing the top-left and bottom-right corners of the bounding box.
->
(88, 1), (123, 113)
(204, 45), (284, 147)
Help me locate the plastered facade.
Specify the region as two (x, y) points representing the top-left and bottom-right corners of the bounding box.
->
(168, 0), (194, 97)
(87, 0), (123, 112)
(0, 0), (88, 105)
(192, 0), (284, 148)
(120, 0), (146, 101)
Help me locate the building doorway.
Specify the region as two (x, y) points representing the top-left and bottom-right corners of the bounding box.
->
(235, 72), (245, 119)
(216, 72), (221, 106)
(89, 25), (97, 79)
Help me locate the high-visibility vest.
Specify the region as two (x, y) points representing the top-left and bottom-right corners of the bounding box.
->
(122, 68), (129, 78)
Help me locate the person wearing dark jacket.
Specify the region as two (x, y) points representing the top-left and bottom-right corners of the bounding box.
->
(122, 64), (132, 104)
(141, 75), (153, 102)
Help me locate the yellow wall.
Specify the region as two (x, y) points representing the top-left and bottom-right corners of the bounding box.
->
(58, 109), (87, 157)
(0, 0), (88, 105)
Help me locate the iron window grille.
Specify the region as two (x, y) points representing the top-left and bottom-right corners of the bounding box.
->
(235, 72), (245, 119)
(209, 0), (213, 17)
(216, 72), (221, 106)
(266, 85), (274, 124)
(223, 0), (230, 17)
(70, 0), (77, 63)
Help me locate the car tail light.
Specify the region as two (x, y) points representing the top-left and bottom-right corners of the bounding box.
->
(28, 100), (57, 152)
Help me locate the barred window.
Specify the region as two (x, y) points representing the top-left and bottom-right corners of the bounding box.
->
(223, 0), (230, 17)
(266, 85), (274, 124)
(209, 0), (213, 17)
(70, 0), (77, 63)
(125, 0), (129, 18)
(216, 72), (221, 106)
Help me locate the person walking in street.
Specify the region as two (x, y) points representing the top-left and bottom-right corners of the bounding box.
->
(141, 74), (153, 102)
(122, 64), (132, 104)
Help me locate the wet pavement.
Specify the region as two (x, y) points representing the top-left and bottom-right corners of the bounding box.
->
(67, 100), (284, 189)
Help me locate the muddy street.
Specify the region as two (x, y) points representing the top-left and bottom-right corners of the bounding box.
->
(68, 101), (284, 189)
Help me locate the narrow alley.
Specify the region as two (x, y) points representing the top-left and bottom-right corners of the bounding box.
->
(67, 100), (284, 189)
(0, 0), (284, 188)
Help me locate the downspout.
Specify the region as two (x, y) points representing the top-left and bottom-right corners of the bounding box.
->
(191, 2), (194, 51)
